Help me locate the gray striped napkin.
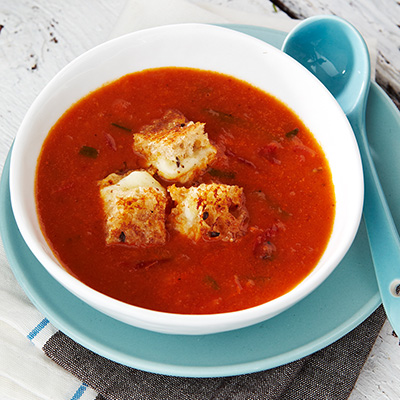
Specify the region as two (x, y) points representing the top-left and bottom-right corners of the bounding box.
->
(42, 306), (386, 400)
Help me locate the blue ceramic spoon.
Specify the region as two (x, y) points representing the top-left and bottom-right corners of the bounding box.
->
(282, 15), (400, 333)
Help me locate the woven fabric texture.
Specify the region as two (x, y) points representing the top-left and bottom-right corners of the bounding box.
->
(43, 306), (386, 400)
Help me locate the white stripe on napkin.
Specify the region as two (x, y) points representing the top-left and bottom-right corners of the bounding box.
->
(0, 238), (98, 400)
(26, 317), (58, 349)
(0, 321), (98, 400)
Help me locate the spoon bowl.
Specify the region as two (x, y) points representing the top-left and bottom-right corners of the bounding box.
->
(283, 16), (370, 115)
(282, 16), (370, 116)
(283, 15), (400, 335)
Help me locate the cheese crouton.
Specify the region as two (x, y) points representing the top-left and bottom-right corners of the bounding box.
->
(168, 183), (248, 242)
(133, 110), (217, 183)
(99, 170), (167, 246)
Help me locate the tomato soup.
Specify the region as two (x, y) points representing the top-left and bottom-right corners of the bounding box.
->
(35, 67), (335, 314)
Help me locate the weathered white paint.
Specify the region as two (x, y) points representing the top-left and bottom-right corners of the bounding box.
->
(0, 0), (399, 398)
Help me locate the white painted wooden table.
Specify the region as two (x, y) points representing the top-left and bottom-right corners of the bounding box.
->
(0, 1), (399, 399)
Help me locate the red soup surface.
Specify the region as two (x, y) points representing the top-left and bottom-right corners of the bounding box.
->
(35, 67), (335, 314)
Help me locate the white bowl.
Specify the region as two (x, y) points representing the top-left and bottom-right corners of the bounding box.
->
(9, 23), (364, 335)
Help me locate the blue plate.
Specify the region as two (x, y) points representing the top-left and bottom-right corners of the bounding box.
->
(1, 25), (399, 378)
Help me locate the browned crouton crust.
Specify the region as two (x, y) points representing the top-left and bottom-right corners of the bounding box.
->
(99, 172), (167, 246)
(168, 183), (248, 242)
(132, 109), (217, 183)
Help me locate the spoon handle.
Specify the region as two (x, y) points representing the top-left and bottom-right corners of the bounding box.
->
(350, 114), (400, 333)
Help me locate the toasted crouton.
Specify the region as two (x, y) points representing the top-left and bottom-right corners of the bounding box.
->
(168, 183), (248, 242)
(99, 170), (167, 246)
(133, 110), (217, 183)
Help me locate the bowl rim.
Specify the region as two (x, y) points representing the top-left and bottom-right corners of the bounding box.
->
(9, 23), (364, 335)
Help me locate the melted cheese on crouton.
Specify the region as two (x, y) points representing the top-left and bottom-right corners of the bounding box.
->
(168, 183), (248, 242)
(111, 170), (165, 192)
(133, 110), (217, 183)
(99, 171), (167, 246)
